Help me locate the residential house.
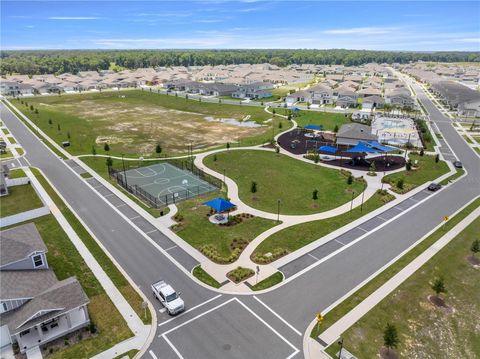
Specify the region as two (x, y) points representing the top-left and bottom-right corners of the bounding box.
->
(0, 223), (90, 353)
(336, 89), (358, 108)
(336, 123), (377, 146)
(286, 90), (311, 105)
(308, 84), (333, 105)
(357, 87), (382, 98)
(199, 83), (238, 97)
(385, 88), (415, 108)
(363, 95), (385, 109)
(232, 82), (273, 99)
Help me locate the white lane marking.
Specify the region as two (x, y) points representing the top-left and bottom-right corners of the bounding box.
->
(162, 334), (185, 359)
(308, 253), (319, 261)
(145, 229), (158, 234)
(104, 193), (114, 198)
(92, 185), (103, 189)
(149, 350), (159, 359)
(158, 294), (222, 327)
(165, 245), (178, 251)
(334, 239), (345, 246)
(357, 227), (368, 233)
(253, 296), (302, 336)
(159, 308), (167, 313)
(377, 216), (387, 222)
(393, 206), (403, 211)
(234, 298), (300, 358)
(129, 215), (140, 220)
(408, 197), (419, 202)
(116, 203), (126, 208)
(159, 297), (233, 335)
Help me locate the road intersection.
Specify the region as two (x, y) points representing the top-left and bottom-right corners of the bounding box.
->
(1, 74), (478, 358)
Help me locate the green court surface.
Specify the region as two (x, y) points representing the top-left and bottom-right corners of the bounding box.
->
(116, 163), (217, 206)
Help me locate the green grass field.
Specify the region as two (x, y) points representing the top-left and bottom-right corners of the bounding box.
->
(19, 91), (289, 156)
(277, 109), (351, 131)
(192, 266), (221, 288)
(251, 272), (283, 291)
(326, 211), (480, 358)
(0, 184), (44, 217)
(173, 191), (276, 263)
(204, 150), (364, 215)
(383, 154), (449, 193)
(252, 190), (394, 262)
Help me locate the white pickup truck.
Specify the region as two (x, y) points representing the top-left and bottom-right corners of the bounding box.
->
(151, 280), (185, 315)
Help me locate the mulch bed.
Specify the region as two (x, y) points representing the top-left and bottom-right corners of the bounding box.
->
(379, 347), (399, 359)
(428, 295), (454, 314)
(467, 255), (480, 267)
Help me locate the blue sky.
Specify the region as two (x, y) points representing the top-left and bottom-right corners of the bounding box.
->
(1, 1), (479, 51)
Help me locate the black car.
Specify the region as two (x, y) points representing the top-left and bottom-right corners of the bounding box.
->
(428, 182), (442, 191)
(453, 161), (463, 169)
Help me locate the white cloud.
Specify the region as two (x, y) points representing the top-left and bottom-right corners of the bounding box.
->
(323, 27), (398, 35)
(454, 38), (480, 43)
(48, 16), (101, 20)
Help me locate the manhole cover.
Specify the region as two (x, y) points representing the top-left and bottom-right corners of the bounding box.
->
(222, 344), (231, 351)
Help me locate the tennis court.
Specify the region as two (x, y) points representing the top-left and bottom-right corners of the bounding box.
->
(116, 162), (218, 206)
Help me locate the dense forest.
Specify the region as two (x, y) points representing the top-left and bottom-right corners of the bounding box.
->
(1, 49), (479, 75)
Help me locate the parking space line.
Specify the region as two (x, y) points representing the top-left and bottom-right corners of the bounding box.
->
(162, 335), (184, 359)
(158, 294), (223, 328)
(334, 239), (345, 246)
(377, 216), (387, 222)
(103, 193), (114, 198)
(149, 350), (159, 359)
(165, 245), (178, 251)
(116, 203), (127, 208)
(159, 297), (233, 334)
(408, 197), (419, 202)
(253, 296), (302, 336)
(393, 206), (403, 211)
(145, 229), (158, 234)
(357, 227), (368, 233)
(234, 298), (300, 358)
(129, 215), (141, 220)
(92, 185), (103, 189)
(308, 253), (319, 261)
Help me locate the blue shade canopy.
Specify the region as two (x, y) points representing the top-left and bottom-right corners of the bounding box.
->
(318, 146), (337, 153)
(304, 125), (322, 130)
(292, 107), (301, 111)
(366, 141), (399, 152)
(346, 142), (382, 153)
(203, 197), (236, 212)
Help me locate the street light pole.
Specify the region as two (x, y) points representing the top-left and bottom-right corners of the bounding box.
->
(338, 338), (344, 359)
(360, 183), (366, 212)
(350, 191), (355, 212)
(277, 199), (281, 222)
(121, 154), (128, 187)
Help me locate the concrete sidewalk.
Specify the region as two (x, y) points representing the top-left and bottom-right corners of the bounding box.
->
(309, 204), (479, 354)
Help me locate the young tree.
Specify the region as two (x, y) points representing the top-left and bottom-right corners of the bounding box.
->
(420, 148), (424, 156)
(275, 146), (280, 154)
(397, 178), (404, 190)
(48, 118), (52, 125)
(250, 181), (257, 194)
(67, 132), (71, 140)
(406, 160), (412, 171)
(369, 161), (376, 173)
(470, 239), (479, 257)
(57, 124), (61, 131)
(383, 323), (399, 353)
(30, 105), (34, 111)
(347, 175), (353, 185)
(213, 154), (217, 162)
(278, 122), (283, 129)
(92, 146), (96, 156)
(312, 189), (318, 201)
(155, 144), (162, 154)
(435, 154), (440, 163)
(226, 142), (230, 150)
(431, 276), (447, 297)
(106, 157), (113, 168)
(314, 153), (320, 163)
(334, 124), (339, 133)
(272, 109), (276, 117)
(34, 108), (39, 114)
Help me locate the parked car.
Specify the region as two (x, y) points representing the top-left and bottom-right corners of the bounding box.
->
(453, 161), (463, 169)
(427, 182), (442, 191)
(151, 280), (185, 315)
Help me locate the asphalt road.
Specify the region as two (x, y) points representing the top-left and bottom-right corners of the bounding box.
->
(1, 77), (478, 359)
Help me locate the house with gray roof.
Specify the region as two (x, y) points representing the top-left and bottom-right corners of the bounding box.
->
(336, 89), (358, 108)
(0, 223), (90, 353)
(232, 82), (273, 99)
(336, 123), (377, 146)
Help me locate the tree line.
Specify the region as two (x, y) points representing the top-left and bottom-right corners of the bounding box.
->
(1, 49), (479, 75)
